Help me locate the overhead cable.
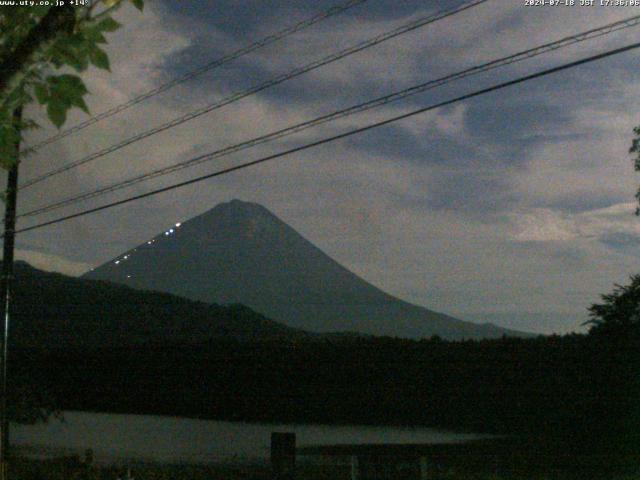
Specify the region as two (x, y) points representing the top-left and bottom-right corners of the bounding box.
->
(13, 40), (640, 236)
(19, 13), (640, 218)
(19, 0), (489, 189)
(22, 0), (371, 153)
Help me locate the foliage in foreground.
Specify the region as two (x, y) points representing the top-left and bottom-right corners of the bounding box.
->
(0, 0), (144, 169)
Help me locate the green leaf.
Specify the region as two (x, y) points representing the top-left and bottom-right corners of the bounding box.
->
(83, 26), (107, 45)
(47, 100), (67, 128)
(34, 83), (48, 105)
(90, 47), (110, 71)
(96, 17), (121, 33)
(132, 0), (144, 11)
(48, 74), (87, 100)
(42, 75), (90, 125)
(48, 43), (87, 72)
(70, 94), (90, 114)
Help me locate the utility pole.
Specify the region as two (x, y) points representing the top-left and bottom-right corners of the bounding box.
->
(0, 19), (80, 476)
(0, 108), (21, 480)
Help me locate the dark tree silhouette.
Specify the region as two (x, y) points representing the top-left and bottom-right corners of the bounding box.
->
(586, 274), (640, 336)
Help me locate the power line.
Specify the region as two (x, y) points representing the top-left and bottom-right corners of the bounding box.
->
(19, 0), (489, 189)
(12, 40), (640, 236)
(19, 13), (640, 219)
(22, 0), (371, 154)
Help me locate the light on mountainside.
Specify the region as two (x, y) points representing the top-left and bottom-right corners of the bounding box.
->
(83, 199), (533, 340)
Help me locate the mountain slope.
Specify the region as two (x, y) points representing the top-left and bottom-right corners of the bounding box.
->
(83, 200), (530, 340)
(9, 261), (304, 348)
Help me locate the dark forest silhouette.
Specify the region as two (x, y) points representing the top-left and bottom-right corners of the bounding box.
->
(5, 262), (639, 475)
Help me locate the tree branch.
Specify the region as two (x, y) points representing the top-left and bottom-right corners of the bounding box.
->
(0, 6), (76, 94)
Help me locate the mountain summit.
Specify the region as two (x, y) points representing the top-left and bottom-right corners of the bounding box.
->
(83, 200), (528, 339)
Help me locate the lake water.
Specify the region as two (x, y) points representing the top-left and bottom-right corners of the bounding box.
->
(10, 411), (484, 465)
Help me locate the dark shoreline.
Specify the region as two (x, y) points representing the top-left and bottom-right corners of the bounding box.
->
(11, 332), (638, 439)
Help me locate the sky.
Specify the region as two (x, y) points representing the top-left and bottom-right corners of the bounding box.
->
(6, 0), (640, 334)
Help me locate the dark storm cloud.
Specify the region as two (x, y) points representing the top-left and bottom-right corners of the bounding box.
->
(156, 1), (449, 110)
(160, 0), (439, 33)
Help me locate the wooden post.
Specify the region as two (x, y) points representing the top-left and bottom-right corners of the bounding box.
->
(271, 432), (295, 480)
(419, 456), (429, 480)
(350, 455), (359, 480)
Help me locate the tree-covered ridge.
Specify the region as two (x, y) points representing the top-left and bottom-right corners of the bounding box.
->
(12, 324), (637, 471)
(8, 261), (306, 348)
(8, 262), (639, 458)
(12, 274), (639, 444)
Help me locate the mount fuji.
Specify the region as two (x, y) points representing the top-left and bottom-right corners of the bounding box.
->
(83, 200), (529, 340)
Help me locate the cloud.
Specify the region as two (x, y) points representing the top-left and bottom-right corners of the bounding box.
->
(509, 202), (639, 243)
(6, 0), (640, 335)
(15, 249), (91, 276)
(509, 208), (579, 242)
